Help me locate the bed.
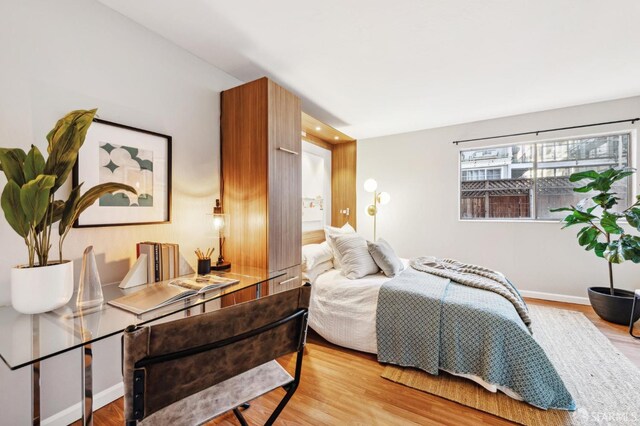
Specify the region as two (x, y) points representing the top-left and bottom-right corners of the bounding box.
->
(308, 259), (575, 410)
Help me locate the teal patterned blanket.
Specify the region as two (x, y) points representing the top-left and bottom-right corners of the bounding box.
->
(376, 267), (576, 410)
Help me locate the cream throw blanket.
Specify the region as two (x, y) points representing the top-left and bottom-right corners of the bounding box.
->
(410, 257), (532, 330)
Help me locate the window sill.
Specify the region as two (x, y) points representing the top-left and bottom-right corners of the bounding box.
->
(458, 218), (561, 224)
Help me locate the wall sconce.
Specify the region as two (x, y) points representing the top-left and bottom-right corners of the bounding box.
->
(364, 178), (390, 241)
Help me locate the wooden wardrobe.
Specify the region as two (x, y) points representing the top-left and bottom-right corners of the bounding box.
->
(220, 77), (302, 305)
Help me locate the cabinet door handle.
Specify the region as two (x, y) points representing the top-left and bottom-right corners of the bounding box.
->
(279, 276), (300, 286)
(278, 147), (299, 155)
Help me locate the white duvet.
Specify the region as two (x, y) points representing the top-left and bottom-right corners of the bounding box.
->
(308, 259), (523, 400)
(309, 262), (393, 353)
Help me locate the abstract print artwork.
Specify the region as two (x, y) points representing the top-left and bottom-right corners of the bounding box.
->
(74, 119), (171, 227)
(99, 143), (153, 207)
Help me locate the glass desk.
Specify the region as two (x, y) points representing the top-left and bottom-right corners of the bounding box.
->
(0, 265), (283, 425)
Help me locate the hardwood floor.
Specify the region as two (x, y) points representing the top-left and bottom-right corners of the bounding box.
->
(79, 298), (639, 426)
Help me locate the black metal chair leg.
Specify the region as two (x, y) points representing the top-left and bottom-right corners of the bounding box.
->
(233, 407), (249, 426)
(630, 294), (639, 339)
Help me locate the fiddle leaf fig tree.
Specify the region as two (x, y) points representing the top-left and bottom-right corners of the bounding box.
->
(551, 167), (640, 295)
(0, 109), (136, 268)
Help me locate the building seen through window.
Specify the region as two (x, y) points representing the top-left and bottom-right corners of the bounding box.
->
(459, 133), (631, 220)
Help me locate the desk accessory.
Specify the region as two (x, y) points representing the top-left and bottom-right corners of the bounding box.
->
(211, 199), (231, 270)
(119, 254), (148, 289)
(77, 246), (104, 308)
(196, 247), (214, 275)
(109, 274), (239, 315)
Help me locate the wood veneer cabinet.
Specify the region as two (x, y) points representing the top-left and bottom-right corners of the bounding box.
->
(221, 77), (302, 304)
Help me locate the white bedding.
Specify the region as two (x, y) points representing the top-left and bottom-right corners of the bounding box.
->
(309, 262), (391, 353)
(308, 259), (523, 400)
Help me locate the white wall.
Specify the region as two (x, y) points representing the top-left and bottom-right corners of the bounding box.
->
(0, 0), (241, 423)
(358, 96), (640, 301)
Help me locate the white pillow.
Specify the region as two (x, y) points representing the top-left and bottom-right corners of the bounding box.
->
(302, 259), (333, 283)
(324, 223), (356, 269)
(301, 242), (333, 272)
(328, 233), (379, 279)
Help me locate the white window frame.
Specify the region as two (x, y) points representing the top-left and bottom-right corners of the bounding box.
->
(457, 129), (637, 223)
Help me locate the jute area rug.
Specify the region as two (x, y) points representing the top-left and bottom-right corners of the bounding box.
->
(381, 305), (640, 425)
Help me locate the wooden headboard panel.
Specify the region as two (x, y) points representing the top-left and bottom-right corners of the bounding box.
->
(302, 229), (325, 245)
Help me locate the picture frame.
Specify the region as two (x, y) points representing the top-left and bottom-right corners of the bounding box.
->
(73, 118), (172, 227)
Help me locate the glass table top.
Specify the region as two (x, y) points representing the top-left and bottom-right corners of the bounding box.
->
(0, 265), (283, 370)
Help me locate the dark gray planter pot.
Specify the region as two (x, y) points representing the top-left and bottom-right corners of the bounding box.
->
(587, 287), (640, 325)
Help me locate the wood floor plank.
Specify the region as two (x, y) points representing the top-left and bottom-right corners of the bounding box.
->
(77, 298), (639, 425)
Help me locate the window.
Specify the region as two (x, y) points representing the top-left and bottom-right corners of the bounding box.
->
(459, 133), (632, 220)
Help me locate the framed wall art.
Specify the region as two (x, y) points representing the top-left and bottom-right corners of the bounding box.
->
(73, 118), (172, 227)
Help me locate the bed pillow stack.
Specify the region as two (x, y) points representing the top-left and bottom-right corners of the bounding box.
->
(301, 242), (333, 283)
(367, 238), (404, 277)
(324, 223), (356, 268)
(327, 233), (380, 279)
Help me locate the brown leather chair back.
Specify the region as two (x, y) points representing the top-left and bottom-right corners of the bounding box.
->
(123, 285), (311, 423)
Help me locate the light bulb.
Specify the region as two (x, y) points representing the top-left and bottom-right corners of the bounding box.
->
(213, 216), (225, 230)
(364, 178), (378, 193)
(378, 192), (391, 205)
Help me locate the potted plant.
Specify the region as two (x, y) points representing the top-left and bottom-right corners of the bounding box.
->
(0, 109), (135, 314)
(551, 167), (640, 325)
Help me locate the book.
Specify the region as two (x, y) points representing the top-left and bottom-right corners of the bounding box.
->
(137, 243), (155, 284)
(136, 241), (181, 284)
(108, 274), (239, 315)
(153, 243), (160, 282)
(161, 244), (170, 280)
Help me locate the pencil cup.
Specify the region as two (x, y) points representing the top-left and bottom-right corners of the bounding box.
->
(197, 258), (211, 275)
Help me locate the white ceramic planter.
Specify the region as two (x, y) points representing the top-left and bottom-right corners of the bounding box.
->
(11, 261), (74, 314)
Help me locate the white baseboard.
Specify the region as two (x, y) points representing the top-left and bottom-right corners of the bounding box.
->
(42, 382), (123, 426)
(520, 290), (590, 306)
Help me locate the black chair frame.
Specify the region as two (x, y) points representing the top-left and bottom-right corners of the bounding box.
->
(126, 308), (309, 426)
(630, 293), (639, 339)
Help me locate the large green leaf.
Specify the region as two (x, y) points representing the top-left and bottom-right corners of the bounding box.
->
(36, 200), (65, 234)
(594, 242), (607, 258)
(569, 170), (599, 182)
(43, 109), (97, 193)
(604, 236), (640, 264)
(19, 175), (56, 226)
(592, 192), (618, 209)
(561, 212), (593, 229)
(0, 148), (27, 187)
(550, 207), (575, 213)
(611, 168), (634, 183)
(578, 227), (599, 248)
(573, 184), (594, 193)
(45, 109), (96, 153)
(71, 183), (136, 226)
(604, 240), (625, 264)
(626, 207), (640, 231)
(23, 145), (45, 182)
(59, 184), (82, 236)
(590, 176), (613, 193)
(621, 235), (640, 263)
(1, 180), (29, 238)
(600, 211), (624, 234)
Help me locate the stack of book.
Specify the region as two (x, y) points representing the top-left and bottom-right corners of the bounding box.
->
(136, 242), (180, 283)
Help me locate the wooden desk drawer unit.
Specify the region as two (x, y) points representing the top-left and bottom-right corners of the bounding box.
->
(269, 265), (301, 295)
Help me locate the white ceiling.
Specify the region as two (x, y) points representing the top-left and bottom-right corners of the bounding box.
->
(98, 0), (640, 139)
